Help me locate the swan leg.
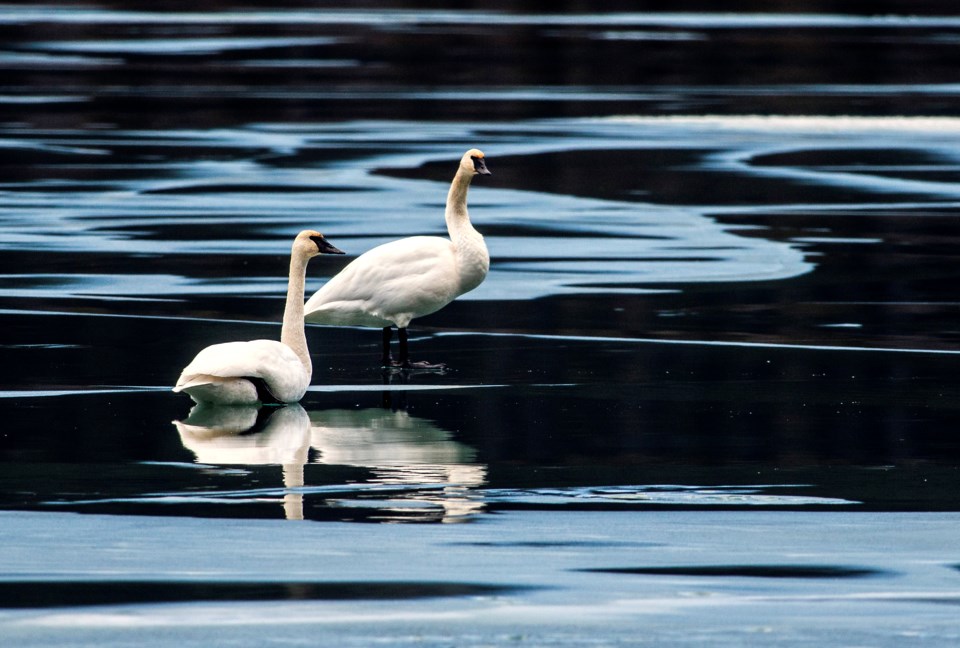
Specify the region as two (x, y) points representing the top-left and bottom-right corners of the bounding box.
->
(381, 326), (446, 370)
(381, 326), (394, 367)
(397, 327), (410, 365)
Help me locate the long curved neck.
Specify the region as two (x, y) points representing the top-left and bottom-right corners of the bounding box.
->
(444, 166), (489, 294)
(280, 250), (312, 377)
(445, 166), (478, 242)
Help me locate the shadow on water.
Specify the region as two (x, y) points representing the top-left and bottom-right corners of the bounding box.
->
(579, 565), (888, 579)
(0, 580), (524, 609)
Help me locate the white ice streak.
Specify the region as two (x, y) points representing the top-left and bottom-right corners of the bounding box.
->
(5, 9), (960, 29)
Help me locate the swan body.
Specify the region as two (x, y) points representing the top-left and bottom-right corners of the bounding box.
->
(304, 148), (491, 366)
(173, 230), (344, 405)
(173, 340), (307, 404)
(303, 235), (476, 329)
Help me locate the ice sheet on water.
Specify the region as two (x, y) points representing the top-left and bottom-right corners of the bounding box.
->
(484, 484), (856, 507)
(0, 118), (818, 300)
(6, 8), (960, 29)
(2, 509), (960, 646)
(6, 115), (959, 301)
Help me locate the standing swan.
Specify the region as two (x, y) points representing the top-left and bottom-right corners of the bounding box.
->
(173, 230), (344, 404)
(304, 149), (491, 368)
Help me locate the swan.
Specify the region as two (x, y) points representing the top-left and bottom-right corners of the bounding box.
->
(304, 148), (491, 367)
(173, 230), (344, 404)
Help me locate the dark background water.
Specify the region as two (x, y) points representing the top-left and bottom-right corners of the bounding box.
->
(5, 4), (960, 645)
(2, 1), (960, 520)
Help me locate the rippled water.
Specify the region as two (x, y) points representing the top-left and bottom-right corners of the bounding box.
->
(3, 3), (960, 646)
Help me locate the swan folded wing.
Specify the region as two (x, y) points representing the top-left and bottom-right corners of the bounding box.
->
(173, 340), (308, 402)
(304, 237), (460, 327)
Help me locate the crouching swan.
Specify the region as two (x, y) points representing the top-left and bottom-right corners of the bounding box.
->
(304, 149), (491, 368)
(173, 230), (344, 404)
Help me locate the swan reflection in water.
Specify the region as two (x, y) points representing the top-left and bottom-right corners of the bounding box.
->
(310, 407), (486, 522)
(174, 403), (311, 520)
(173, 401), (485, 522)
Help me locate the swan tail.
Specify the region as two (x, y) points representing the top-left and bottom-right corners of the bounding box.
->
(173, 373), (218, 392)
(173, 374), (260, 405)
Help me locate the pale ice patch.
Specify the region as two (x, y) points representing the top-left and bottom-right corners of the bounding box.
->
(21, 115), (957, 300)
(23, 36), (340, 56)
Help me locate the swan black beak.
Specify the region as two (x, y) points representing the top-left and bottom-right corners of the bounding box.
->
(312, 236), (345, 255)
(473, 156), (492, 176)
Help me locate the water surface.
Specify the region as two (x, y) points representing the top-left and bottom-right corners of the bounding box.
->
(2, 2), (960, 646)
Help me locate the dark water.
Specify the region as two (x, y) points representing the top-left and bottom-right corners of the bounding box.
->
(2, 3), (960, 645)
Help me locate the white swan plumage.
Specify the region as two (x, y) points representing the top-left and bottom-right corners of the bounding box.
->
(304, 148), (491, 367)
(173, 230), (344, 404)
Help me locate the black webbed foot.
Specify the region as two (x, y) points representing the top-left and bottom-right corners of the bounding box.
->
(380, 326), (447, 372)
(381, 359), (447, 374)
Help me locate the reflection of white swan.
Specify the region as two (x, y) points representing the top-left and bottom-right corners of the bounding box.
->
(304, 150), (491, 367)
(174, 403), (310, 520)
(173, 401), (486, 522)
(173, 230), (344, 404)
(310, 408), (486, 522)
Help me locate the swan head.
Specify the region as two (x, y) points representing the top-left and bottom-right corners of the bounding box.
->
(295, 229), (345, 258)
(462, 148), (491, 176)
